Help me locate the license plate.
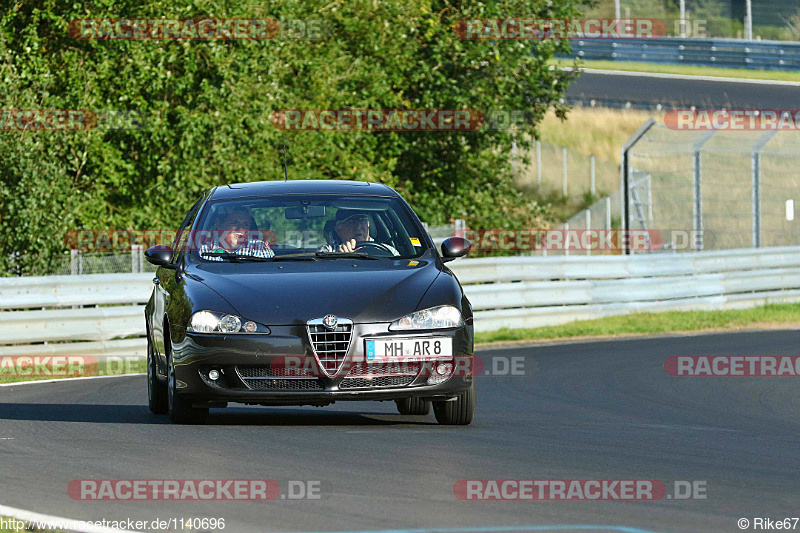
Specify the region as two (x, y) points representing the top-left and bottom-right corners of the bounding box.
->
(365, 338), (452, 360)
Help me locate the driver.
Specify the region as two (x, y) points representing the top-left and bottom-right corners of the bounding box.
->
(318, 210), (398, 255)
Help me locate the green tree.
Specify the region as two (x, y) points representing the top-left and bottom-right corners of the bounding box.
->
(0, 0), (584, 275)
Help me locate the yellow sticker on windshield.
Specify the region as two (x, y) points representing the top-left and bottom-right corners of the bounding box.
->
(409, 237), (421, 246)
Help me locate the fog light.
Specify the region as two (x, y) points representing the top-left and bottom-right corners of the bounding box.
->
(208, 369), (220, 381)
(437, 363), (453, 375)
(427, 375), (449, 385)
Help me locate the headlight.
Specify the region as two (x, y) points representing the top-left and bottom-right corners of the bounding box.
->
(389, 305), (463, 330)
(187, 311), (270, 334)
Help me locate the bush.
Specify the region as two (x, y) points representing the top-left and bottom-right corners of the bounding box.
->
(0, 0), (586, 275)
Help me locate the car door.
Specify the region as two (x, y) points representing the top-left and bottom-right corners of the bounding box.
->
(152, 196), (204, 368)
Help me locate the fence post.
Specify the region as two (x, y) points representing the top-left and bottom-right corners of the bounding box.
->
(511, 141), (518, 176)
(536, 140), (542, 187)
(751, 152), (761, 248)
(590, 154), (596, 196)
(605, 196), (611, 230)
(564, 222), (569, 257)
(750, 131), (776, 248)
(70, 249), (82, 275)
(621, 118), (656, 255)
(692, 150), (703, 251)
(454, 219), (465, 239)
(745, 0), (753, 40)
(132, 245), (143, 273)
(562, 147), (568, 197)
(691, 131), (715, 252)
(585, 209), (591, 256)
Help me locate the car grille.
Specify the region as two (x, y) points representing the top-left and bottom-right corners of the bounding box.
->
(338, 361), (420, 389)
(346, 361), (421, 376)
(235, 366), (322, 390)
(237, 365), (315, 378)
(246, 378), (324, 391)
(307, 318), (353, 376)
(339, 375), (415, 389)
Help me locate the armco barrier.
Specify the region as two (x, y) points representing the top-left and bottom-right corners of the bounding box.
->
(0, 273), (152, 358)
(0, 246), (799, 356)
(562, 37), (800, 71)
(449, 246), (800, 331)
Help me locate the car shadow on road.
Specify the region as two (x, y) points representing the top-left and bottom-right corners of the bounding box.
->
(0, 403), (437, 426)
(0, 403), (171, 424)
(205, 408), (437, 426)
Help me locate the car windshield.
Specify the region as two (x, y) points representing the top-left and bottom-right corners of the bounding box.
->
(188, 194), (430, 262)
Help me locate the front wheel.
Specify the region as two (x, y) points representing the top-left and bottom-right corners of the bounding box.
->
(395, 397), (431, 416)
(167, 351), (207, 425)
(433, 380), (475, 425)
(147, 337), (168, 414)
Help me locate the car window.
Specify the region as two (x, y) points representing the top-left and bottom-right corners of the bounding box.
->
(171, 195), (205, 262)
(189, 194), (429, 261)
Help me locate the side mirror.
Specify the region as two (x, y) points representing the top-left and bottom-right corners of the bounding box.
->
(145, 245), (174, 266)
(441, 237), (471, 262)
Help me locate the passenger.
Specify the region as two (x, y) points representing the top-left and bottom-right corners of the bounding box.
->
(199, 211), (273, 260)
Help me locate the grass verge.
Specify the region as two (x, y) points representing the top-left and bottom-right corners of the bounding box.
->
(0, 357), (145, 384)
(475, 303), (800, 345)
(554, 59), (800, 83)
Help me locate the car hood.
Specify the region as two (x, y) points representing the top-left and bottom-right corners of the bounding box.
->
(190, 258), (441, 325)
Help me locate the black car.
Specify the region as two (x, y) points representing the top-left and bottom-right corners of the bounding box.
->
(144, 180), (475, 425)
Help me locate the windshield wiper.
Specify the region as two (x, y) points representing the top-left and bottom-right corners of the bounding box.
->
(200, 251), (269, 262)
(315, 251), (380, 260)
(270, 253), (318, 262)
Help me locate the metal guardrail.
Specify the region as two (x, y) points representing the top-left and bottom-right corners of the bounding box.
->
(0, 246), (798, 356)
(0, 272), (152, 357)
(450, 246), (800, 331)
(564, 37), (800, 71)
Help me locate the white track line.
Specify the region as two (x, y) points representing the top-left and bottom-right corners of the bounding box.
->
(0, 373), (144, 388)
(0, 503), (142, 533)
(559, 66), (800, 86)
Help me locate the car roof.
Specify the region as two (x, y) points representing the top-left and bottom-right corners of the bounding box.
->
(208, 180), (399, 201)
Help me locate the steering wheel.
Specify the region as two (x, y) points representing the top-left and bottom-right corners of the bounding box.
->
(354, 241), (394, 255)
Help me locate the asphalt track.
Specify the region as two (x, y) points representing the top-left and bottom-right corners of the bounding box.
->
(566, 71), (800, 109)
(1, 329), (799, 533)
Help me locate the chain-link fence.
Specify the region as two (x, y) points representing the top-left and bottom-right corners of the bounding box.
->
(531, 189), (624, 256)
(623, 121), (800, 253)
(45, 247), (158, 276)
(515, 140), (619, 199)
(586, 0), (800, 40)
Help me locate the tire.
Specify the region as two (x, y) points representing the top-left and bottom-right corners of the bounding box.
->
(147, 336), (168, 414)
(395, 397), (431, 416)
(433, 380), (475, 425)
(167, 344), (207, 425)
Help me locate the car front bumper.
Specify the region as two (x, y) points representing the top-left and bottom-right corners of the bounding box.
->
(170, 322), (474, 407)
